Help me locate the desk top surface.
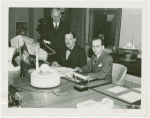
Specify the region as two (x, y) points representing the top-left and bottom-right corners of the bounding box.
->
(10, 74), (128, 108)
(92, 84), (141, 104)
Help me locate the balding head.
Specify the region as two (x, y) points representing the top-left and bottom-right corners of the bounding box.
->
(51, 8), (61, 23)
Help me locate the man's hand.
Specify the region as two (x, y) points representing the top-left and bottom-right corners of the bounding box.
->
(51, 61), (61, 67)
(86, 74), (95, 81)
(44, 40), (51, 44)
(74, 67), (82, 72)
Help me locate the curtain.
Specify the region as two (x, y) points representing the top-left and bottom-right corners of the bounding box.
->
(68, 8), (86, 49)
(114, 8), (122, 50)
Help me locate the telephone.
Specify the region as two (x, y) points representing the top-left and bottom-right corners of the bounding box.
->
(10, 35), (48, 61)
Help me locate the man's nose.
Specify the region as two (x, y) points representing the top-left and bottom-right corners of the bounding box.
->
(93, 47), (96, 51)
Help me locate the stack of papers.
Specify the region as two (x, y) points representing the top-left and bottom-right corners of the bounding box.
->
(132, 88), (141, 92)
(52, 67), (73, 77)
(77, 98), (114, 109)
(107, 86), (128, 93)
(97, 98), (114, 109)
(77, 100), (97, 108)
(118, 91), (141, 103)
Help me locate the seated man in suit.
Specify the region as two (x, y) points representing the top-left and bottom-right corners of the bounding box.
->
(51, 30), (87, 69)
(74, 36), (113, 82)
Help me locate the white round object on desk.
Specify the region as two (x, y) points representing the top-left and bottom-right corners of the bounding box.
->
(126, 43), (132, 48)
(131, 45), (136, 49)
(28, 69), (35, 74)
(30, 68), (60, 88)
(40, 64), (50, 73)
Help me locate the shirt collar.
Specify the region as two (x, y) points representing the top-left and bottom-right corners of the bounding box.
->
(70, 44), (75, 50)
(96, 50), (103, 59)
(53, 22), (60, 27)
(67, 44), (75, 51)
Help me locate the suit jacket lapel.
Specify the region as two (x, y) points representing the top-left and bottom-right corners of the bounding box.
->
(92, 51), (106, 71)
(61, 45), (76, 67)
(50, 21), (61, 31)
(67, 45), (77, 62)
(50, 21), (55, 31)
(56, 21), (62, 32)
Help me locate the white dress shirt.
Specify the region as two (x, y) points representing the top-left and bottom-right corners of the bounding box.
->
(66, 45), (75, 60)
(96, 50), (103, 59)
(53, 22), (60, 29)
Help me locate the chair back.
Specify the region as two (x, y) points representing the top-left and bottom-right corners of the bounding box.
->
(123, 74), (141, 88)
(112, 63), (127, 85)
(87, 57), (91, 64)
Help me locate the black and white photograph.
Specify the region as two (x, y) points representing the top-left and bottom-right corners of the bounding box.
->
(1, 0), (149, 117)
(16, 22), (27, 36)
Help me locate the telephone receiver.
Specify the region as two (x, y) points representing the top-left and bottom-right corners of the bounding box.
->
(10, 35), (48, 61)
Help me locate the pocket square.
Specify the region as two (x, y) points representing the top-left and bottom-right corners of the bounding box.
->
(98, 63), (103, 67)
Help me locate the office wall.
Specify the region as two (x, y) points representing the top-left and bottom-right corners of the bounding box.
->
(28, 8), (44, 41)
(86, 8), (90, 44)
(28, 8), (34, 39)
(9, 8), (28, 40)
(9, 8), (44, 42)
(119, 8), (142, 50)
(33, 8), (44, 41)
(107, 15), (114, 21)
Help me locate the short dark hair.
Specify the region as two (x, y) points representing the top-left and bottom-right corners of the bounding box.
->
(65, 30), (76, 38)
(92, 36), (104, 46)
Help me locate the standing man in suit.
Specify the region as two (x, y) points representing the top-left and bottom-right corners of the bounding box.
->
(43, 8), (70, 62)
(51, 30), (87, 69)
(74, 36), (113, 82)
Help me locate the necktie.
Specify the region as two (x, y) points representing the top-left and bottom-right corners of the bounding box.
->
(55, 23), (57, 30)
(93, 56), (97, 65)
(67, 49), (72, 52)
(66, 49), (72, 60)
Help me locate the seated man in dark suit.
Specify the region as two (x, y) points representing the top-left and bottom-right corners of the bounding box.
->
(74, 36), (113, 82)
(43, 8), (70, 62)
(51, 30), (87, 69)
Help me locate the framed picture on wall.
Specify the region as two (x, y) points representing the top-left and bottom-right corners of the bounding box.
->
(16, 22), (27, 36)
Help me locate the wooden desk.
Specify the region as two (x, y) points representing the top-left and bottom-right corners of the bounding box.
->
(110, 53), (141, 77)
(9, 74), (128, 108)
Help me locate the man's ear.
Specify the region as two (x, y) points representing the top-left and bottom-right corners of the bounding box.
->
(74, 38), (76, 42)
(102, 45), (104, 50)
(51, 14), (53, 18)
(59, 14), (62, 19)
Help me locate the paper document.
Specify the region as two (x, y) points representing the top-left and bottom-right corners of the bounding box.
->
(52, 67), (73, 77)
(107, 86), (128, 93)
(132, 88), (141, 92)
(118, 91), (141, 103)
(77, 100), (97, 108)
